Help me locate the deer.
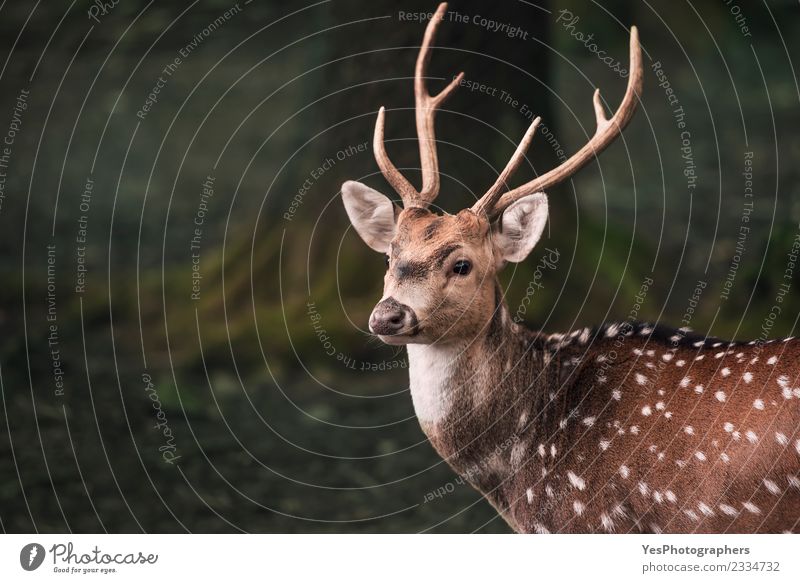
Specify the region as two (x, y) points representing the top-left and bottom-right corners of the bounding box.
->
(340, 2), (800, 533)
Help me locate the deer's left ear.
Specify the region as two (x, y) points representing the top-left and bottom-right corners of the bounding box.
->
(492, 192), (549, 264)
(341, 181), (399, 253)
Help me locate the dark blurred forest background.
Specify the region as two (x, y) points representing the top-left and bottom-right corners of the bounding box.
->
(0, 0), (799, 532)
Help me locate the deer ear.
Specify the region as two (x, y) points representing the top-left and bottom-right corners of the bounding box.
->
(492, 192), (549, 264)
(341, 181), (399, 253)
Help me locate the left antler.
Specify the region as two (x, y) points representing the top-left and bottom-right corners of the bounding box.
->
(472, 26), (643, 218)
(373, 2), (464, 208)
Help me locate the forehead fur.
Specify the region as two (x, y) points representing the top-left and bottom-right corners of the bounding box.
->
(394, 208), (489, 249)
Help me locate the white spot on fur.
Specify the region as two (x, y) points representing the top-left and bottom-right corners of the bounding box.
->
(724, 422), (734, 432)
(619, 465), (630, 479)
(526, 488), (534, 504)
(721, 367), (730, 377)
(599, 512), (615, 532)
(582, 416), (596, 427)
(612, 389), (621, 401)
(675, 359), (685, 367)
(753, 399), (764, 410)
(694, 384), (704, 394)
(635, 373), (647, 385)
(630, 425), (640, 435)
(767, 356), (777, 365)
(567, 471), (586, 491)
(532, 522), (550, 534)
(695, 451), (706, 461)
(763, 478), (780, 495)
(684, 426), (694, 435)
(720, 452), (730, 463)
(599, 439), (611, 451)
(573, 500), (585, 516)
(684, 509), (699, 521)
(715, 390), (726, 402)
(745, 430), (758, 443)
(776, 432), (788, 445)
(743, 372), (753, 383)
(662, 353), (673, 362)
(641, 405), (652, 416)
(665, 490), (677, 503)
(698, 502), (714, 517)
(743, 501), (761, 514)
(638, 481), (649, 496)
(719, 503), (738, 517)
(695, 354), (705, 361)
(656, 401), (665, 410)
(680, 377), (690, 388)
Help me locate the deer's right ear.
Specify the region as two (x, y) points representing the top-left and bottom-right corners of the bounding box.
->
(341, 181), (399, 253)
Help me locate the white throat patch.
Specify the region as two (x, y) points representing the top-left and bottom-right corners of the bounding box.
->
(406, 344), (461, 426)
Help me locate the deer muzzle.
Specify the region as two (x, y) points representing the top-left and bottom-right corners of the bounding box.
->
(369, 297), (419, 341)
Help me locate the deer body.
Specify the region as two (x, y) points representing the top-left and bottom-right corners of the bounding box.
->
(341, 3), (799, 533)
(408, 301), (800, 533)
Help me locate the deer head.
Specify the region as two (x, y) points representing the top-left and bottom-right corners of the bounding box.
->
(342, 2), (642, 346)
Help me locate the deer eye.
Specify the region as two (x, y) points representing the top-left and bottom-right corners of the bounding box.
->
(452, 260), (471, 276)
(385, 254), (390, 267)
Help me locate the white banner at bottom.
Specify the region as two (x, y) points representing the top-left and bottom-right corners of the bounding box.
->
(0, 534), (797, 582)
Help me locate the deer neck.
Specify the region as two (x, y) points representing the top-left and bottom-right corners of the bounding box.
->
(406, 290), (550, 446)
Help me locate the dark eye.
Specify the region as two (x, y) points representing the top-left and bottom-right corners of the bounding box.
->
(452, 260), (471, 276)
(385, 254), (390, 267)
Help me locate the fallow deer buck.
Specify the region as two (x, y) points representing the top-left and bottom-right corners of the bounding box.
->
(341, 3), (800, 533)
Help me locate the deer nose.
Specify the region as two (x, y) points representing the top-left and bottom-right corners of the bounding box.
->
(369, 298), (417, 336)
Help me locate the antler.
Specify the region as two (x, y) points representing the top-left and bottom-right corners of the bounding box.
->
(472, 26), (643, 218)
(373, 2), (464, 208)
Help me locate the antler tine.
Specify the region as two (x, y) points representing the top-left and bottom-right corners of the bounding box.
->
(471, 116), (541, 216)
(373, 106), (419, 202)
(372, 2), (462, 208)
(415, 2), (464, 204)
(478, 26), (643, 218)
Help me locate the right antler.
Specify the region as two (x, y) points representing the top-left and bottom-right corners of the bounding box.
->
(472, 26), (643, 218)
(373, 2), (464, 209)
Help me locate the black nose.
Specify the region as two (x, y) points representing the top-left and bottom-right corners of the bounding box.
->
(369, 298), (418, 336)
